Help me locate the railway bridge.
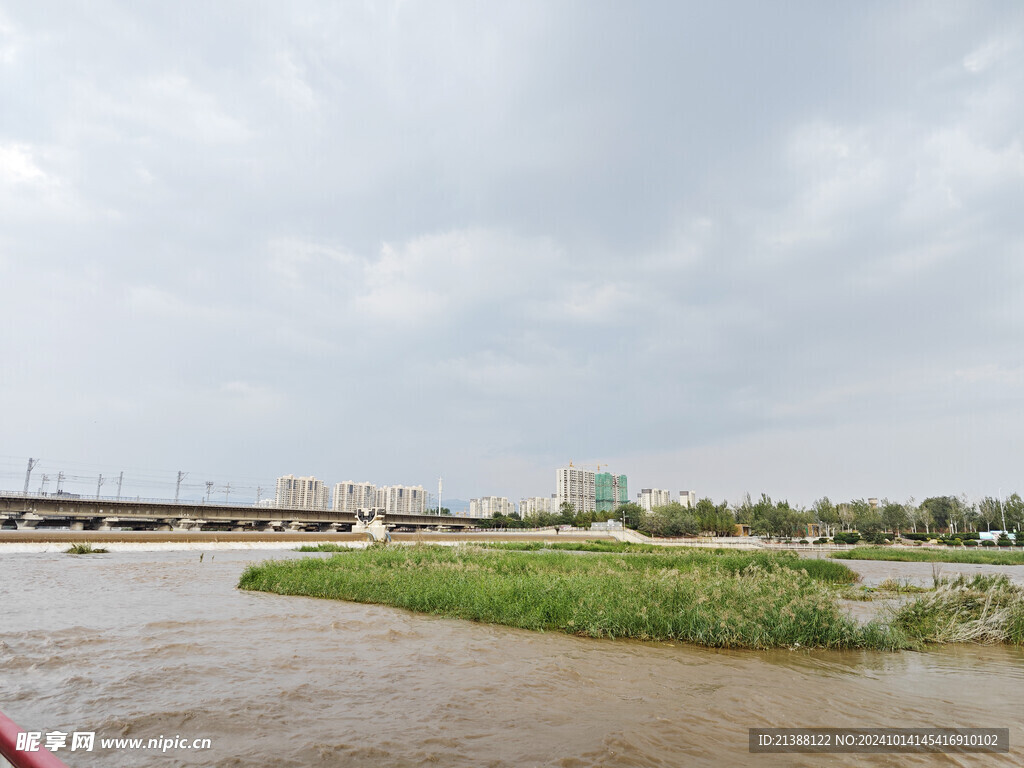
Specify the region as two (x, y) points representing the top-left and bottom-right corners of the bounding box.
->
(0, 494), (484, 532)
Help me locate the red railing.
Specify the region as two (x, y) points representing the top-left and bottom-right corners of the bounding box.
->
(0, 712), (69, 768)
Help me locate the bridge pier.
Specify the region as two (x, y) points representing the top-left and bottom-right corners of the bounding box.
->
(15, 518), (40, 530)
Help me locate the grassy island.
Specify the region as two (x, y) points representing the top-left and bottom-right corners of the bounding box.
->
(833, 546), (1024, 565)
(239, 545), (1024, 650)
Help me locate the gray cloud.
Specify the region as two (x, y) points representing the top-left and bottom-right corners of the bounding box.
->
(1, 1), (1022, 505)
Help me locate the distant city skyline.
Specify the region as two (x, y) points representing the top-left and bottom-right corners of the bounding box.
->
(5, 453), (1019, 515)
(3, 3), (1021, 505)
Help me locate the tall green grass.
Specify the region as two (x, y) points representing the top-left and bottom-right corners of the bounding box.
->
(889, 575), (1024, 645)
(480, 541), (661, 553)
(294, 543), (354, 552)
(833, 547), (1024, 565)
(479, 542), (856, 583)
(239, 545), (880, 649)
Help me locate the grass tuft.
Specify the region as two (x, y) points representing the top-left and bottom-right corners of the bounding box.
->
(294, 543), (354, 553)
(66, 543), (108, 555)
(890, 575), (1024, 646)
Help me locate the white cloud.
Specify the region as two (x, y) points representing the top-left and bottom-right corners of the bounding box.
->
(963, 35), (1017, 74)
(0, 143), (51, 186)
(0, 11), (20, 65)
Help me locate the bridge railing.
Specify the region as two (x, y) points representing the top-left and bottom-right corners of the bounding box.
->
(0, 491), (479, 517)
(0, 490), (273, 509)
(0, 711), (69, 768)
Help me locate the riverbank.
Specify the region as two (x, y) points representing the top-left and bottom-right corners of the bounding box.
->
(834, 546), (1024, 565)
(0, 529), (615, 552)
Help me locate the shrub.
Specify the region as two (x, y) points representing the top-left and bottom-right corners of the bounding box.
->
(798, 539), (809, 545)
(965, 540), (978, 547)
(833, 532), (862, 545)
(982, 540), (996, 547)
(998, 538), (1012, 547)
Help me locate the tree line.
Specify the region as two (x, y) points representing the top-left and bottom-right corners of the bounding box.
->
(474, 493), (1024, 539)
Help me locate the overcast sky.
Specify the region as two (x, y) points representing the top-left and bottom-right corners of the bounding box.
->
(2, 1), (1022, 506)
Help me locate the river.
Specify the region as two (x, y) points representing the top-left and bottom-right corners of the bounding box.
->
(1, 549), (1022, 767)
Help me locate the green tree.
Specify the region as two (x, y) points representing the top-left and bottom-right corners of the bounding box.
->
(837, 502), (856, 532)
(920, 496), (955, 533)
(880, 499), (908, 536)
(851, 499), (882, 537)
(1003, 493), (1023, 532)
(977, 497), (1002, 532)
(694, 498), (736, 536)
(573, 508), (595, 528)
(746, 495), (809, 538)
(643, 503), (699, 538)
(812, 497), (839, 538)
(734, 493), (755, 526)
(536, 510), (561, 528)
(557, 502), (576, 526)
(616, 502), (645, 530)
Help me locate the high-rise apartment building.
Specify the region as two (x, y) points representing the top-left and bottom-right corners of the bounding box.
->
(333, 481), (377, 512)
(470, 496), (515, 517)
(275, 474), (330, 510)
(679, 490), (696, 509)
(556, 466), (596, 513)
(595, 472), (628, 513)
(638, 488), (671, 512)
(519, 496), (554, 517)
(376, 485), (426, 515)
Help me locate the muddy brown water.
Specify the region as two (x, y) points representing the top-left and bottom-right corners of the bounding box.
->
(1, 550), (1022, 767)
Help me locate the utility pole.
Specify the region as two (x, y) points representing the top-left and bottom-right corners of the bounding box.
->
(96, 474), (104, 499)
(438, 476), (442, 516)
(999, 488), (1006, 533)
(175, 471), (187, 503)
(224, 483), (231, 503)
(56, 471), (64, 494)
(116, 471), (124, 501)
(39, 474), (49, 495)
(256, 486), (263, 505)
(205, 481), (214, 503)
(23, 458), (38, 495)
